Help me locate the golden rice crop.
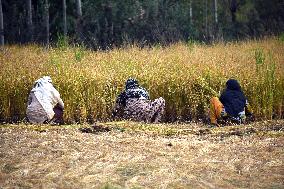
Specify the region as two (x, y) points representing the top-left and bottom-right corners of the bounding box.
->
(0, 37), (283, 123)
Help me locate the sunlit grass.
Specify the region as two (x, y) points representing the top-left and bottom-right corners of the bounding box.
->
(0, 37), (283, 123)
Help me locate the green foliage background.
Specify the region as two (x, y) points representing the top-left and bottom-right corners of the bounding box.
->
(2, 0), (284, 48)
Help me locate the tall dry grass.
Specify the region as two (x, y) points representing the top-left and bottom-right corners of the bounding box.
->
(0, 38), (283, 123)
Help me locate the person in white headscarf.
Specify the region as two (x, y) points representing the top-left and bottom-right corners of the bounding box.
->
(26, 76), (64, 124)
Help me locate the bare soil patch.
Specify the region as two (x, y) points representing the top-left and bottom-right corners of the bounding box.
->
(0, 120), (283, 188)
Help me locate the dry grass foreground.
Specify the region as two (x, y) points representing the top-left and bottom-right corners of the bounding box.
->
(0, 120), (283, 189)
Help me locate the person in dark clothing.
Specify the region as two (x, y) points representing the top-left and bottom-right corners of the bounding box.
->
(210, 79), (252, 125)
(112, 78), (165, 123)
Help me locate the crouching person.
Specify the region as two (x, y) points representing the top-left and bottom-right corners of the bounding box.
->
(112, 78), (165, 123)
(26, 76), (64, 124)
(210, 79), (252, 126)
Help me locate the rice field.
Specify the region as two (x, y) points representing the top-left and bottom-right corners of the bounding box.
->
(0, 37), (283, 123)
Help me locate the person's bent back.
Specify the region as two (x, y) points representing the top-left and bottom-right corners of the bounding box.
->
(113, 78), (165, 123)
(26, 76), (64, 124)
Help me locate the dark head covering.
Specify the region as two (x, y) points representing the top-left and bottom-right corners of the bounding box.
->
(116, 78), (149, 106)
(219, 79), (246, 118)
(226, 79), (241, 91)
(125, 78), (139, 90)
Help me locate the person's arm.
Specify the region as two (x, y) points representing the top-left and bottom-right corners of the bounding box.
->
(144, 89), (150, 100)
(219, 90), (225, 104)
(57, 98), (64, 109)
(112, 91), (126, 118)
(51, 86), (64, 109)
(27, 93), (33, 105)
(245, 100), (252, 116)
(141, 87), (150, 100)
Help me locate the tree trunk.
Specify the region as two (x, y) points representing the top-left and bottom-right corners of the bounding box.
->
(230, 0), (238, 38)
(44, 0), (49, 46)
(214, 0), (218, 24)
(0, 0), (4, 46)
(205, 0), (208, 40)
(189, 0), (193, 24)
(63, 0), (67, 37)
(230, 0), (237, 23)
(213, 0), (219, 40)
(76, 0), (82, 18)
(76, 0), (82, 42)
(27, 0), (33, 42)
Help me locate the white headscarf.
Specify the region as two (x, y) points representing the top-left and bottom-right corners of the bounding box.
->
(32, 76), (52, 91)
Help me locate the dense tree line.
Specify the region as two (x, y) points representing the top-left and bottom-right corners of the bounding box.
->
(0, 0), (283, 49)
